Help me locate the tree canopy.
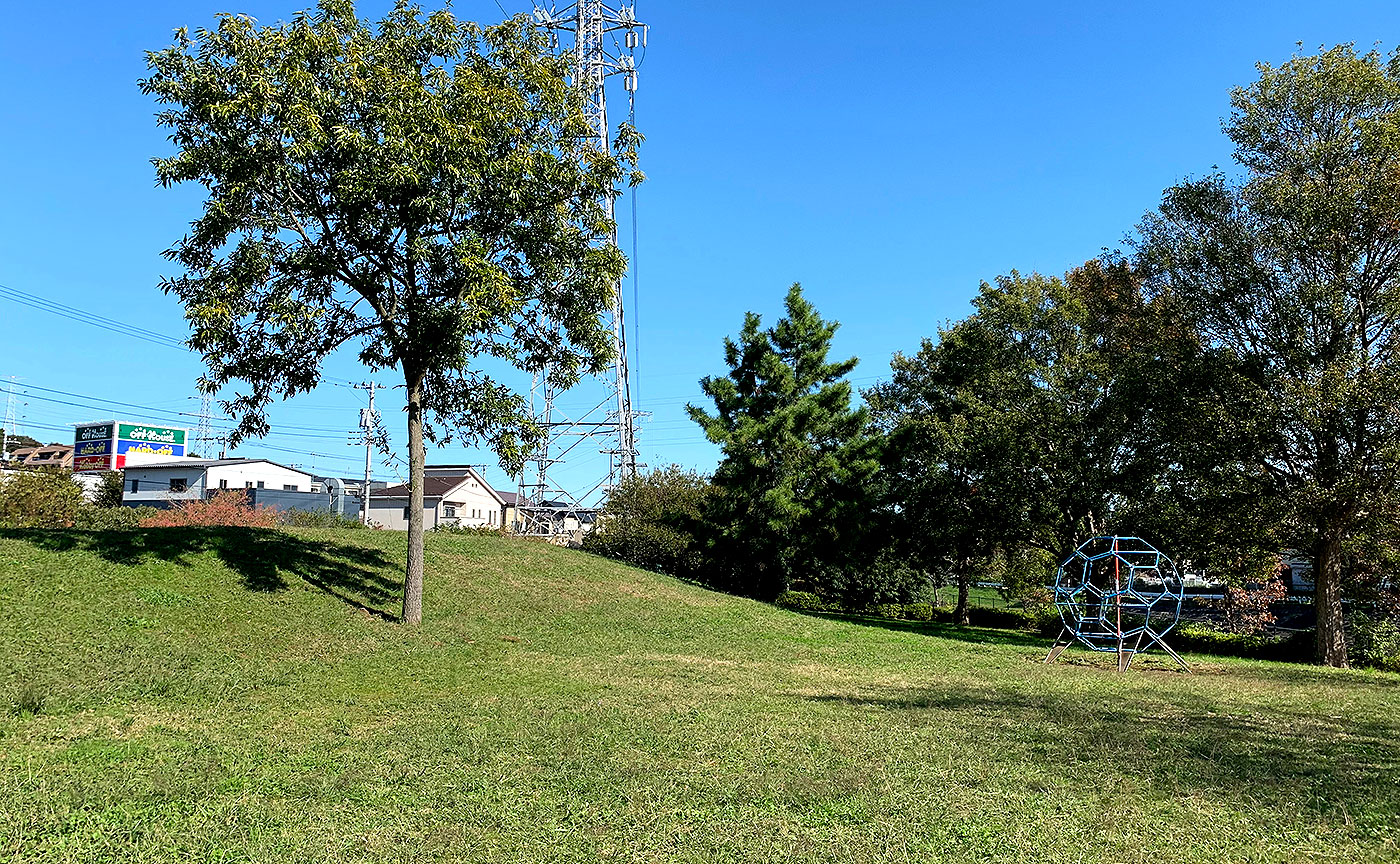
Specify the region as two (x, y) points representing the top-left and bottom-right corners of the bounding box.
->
(142, 0), (638, 623)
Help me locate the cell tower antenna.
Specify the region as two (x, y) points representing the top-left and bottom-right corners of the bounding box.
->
(520, 0), (648, 536)
(195, 389), (214, 458)
(1, 376), (17, 461)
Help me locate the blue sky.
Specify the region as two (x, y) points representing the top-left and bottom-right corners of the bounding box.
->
(3, 0), (1399, 494)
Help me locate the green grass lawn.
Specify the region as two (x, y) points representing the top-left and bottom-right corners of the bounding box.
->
(1, 527), (1397, 863)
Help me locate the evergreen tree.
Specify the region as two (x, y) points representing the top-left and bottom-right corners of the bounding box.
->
(688, 285), (878, 599)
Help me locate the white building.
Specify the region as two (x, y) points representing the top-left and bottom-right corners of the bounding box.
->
(367, 466), (507, 530)
(123, 458), (316, 506)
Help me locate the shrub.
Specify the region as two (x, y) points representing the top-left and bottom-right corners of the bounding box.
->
(1349, 613), (1400, 671)
(0, 468), (88, 528)
(279, 508), (365, 529)
(902, 602), (935, 622)
(774, 590), (831, 613)
(72, 506), (155, 530)
(817, 552), (930, 609)
(432, 523), (506, 536)
(1172, 623), (1312, 662)
(139, 490), (277, 528)
(1210, 571), (1289, 634)
(93, 471), (125, 508)
(966, 606), (1040, 631)
(583, 466), (713, 579)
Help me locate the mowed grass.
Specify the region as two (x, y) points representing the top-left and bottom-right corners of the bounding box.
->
(1, 528), (1398, 863)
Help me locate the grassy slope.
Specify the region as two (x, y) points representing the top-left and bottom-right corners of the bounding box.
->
(0, 527), (1397, 864)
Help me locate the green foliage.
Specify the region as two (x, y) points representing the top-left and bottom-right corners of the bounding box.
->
(772, 590), (832, 613)
(431, 523), (504, 536)
(817, 552), (930, 610)
(72, 506), (155, 530)
(93, 471), (125, 509)
(1135, 45), (1400, 665)
(1172, 624), (1314, 663)
(1, 433), (40, 456)
(582, 465), (713, 579)
(0, 468), (87, 528)
(141, 0), (638, 623)
(278, 508), (366, 530)
(1348, 613), (1400, 671)
(688, 285), (879, 598)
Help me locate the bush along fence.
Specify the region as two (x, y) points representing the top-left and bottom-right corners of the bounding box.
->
(772, 591), (1395, 670)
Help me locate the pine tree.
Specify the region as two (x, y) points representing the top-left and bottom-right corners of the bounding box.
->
(687, 284), (878, 598)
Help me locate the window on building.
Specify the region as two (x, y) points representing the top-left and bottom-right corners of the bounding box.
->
(170, 478), (188, 493)
(444, 505), (457, 518)
(256, 481), (265, 489)
(403, 506), (410, 518)
(245, 481), (253, 488)
(283, 484), (298, 491)
(489, 511), (496, 525)
(219, 479), (228, 489)
(129, 480), (139, 493)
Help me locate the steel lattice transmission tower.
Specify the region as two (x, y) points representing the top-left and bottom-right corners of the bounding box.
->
(518, 1), (647, 537)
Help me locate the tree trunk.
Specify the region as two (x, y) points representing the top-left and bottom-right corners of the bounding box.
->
(953, 562), (971, 625)
(1313, 520), (1348, 667)
(402, 373), (426, 625)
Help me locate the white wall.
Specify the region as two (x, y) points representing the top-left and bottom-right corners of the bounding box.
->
(367, 476), (504, 531)
(123, 462), (314, 506)
(205, 463), (313, 493)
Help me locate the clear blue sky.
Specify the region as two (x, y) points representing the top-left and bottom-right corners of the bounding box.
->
(3, 0), (1398, 492)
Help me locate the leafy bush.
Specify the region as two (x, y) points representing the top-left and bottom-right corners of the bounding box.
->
(966, 606), (1041, 631)
(93, 471), (125, 508)
(139, 490), (277, 528)
(73, 506), (156, 530)
(902, 602), (935, 622)
(431, 523), (506, 536)
(1349, 613), (1400, 671)
(0, 468), (88, 528)
(1210, 572), (1289, 635)
(583, 466), (713, 579)
(1172, 623), (1312, 662)
(279, 508), (366, 529)
(816, 553), (930, 609)
(773, 590), (831, 613)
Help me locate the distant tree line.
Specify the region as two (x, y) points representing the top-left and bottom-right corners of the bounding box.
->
(585, 45), (1400, 669)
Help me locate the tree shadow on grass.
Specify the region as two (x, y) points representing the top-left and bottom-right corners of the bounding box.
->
(794, 680), (1400, 833)
(802, 610), (1047, 649)
(1, 527), (400, 620)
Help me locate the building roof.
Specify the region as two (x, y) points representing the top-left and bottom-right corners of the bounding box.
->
(375, 476), (472, 499)
(123, 458), (312, 475)
(497, 491), (519, 505)
(375, 469), (508, 505)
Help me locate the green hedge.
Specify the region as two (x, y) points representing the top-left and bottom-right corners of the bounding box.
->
(772, 592), (1398, 669)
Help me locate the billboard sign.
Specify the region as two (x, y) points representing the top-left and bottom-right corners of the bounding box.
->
(73, 454), (117, 472)
(75, 423), (114, 443)
(74, 439), (114, 458)
(117, 424), (186, 447)
(117, 440), (185, 458)
(74, 420), (186, 472)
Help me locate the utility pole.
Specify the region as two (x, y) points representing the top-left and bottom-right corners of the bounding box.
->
(351, 382), (382, 525)
(522, 1), (648, 536)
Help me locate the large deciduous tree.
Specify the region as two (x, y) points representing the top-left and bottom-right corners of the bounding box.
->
(1136, 45), (1400, 666)
(141, 1), (638, 623)
(688, 285), (879, 599)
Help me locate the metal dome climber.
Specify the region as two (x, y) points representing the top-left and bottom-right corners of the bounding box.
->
(1043, 536), (1190, 672)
